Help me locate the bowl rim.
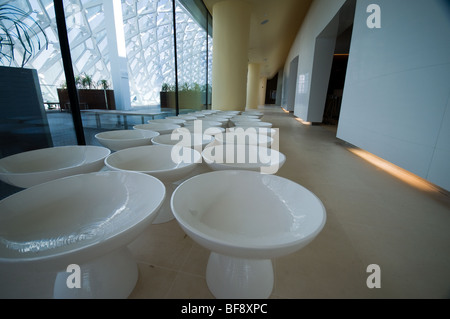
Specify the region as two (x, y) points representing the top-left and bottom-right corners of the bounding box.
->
(104, 144), (201, 174)
(95, 129), (160, 142)
(170, 170), (327, 251)
(133, 123), (181, 130)
(201, 144), (286, 168)
(0, 170), (165, 264)
(0, 145), (110, 176)
(151, 133), (214, 146)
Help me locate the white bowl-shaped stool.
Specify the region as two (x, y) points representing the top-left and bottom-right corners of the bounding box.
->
(105, 145), (201, 224)
(203, 117), (229, 127)
(151, 133), (214, 151)
(0, 171), (165, 298)
(0, 145), (110, 188)
(184, 120), (223, 128)
(234, 121), (273, 128)
(148, 118), (186, 126)
(171, 170), (326, 299)
(95, 129), (160, 151)
(202, 144), (286, 174)
(215, 129), (274, 148)
(230, 118), (261, 127)
(176, 126), (225, 137)
(167, 115), (197, 122)
(133, 123), (180, 135)
(241, 111), (264, 118)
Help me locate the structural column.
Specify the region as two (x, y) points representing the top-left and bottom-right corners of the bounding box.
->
(259, 76), (267, 106)
(104, 0), (131, 110)
(246, 63), (260, 109)
(212, 0), (251, 111)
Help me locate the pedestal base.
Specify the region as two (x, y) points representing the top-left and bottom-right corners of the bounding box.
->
(53, 247), (138, 298)
(0, 247), (138, 299)
(152, 182), (177, 224)
(206, 252), (274, 299)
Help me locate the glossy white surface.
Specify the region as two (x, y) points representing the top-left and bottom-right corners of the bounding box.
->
(105, 144), (201, 224)
(148, 118), (186, 126)
(232, 115), (259, 119)
(234, 121), (273, 128)
(241, 112), (264, 118)
(202, 144), (285, 174)
(203, 116), (229, 124)
(95, 129), (160, 151)
(176, 126), (225, 136)
(151, 133), (214, 150)
(230, 118), (261, 126)
(171, 170), (326, 298)
(184, 120), (223, 128)
(133, 123), (180, 135)
(190, 113), (205, 118)
(214, 130), (273, 147)
(212, 114), (234, 119)
(0, 171), (165, 298)
(0, 145), (110, 188)
(104, 144), (201, 183)
(218, 111), (241, 115)
(167, 115), (197, 122)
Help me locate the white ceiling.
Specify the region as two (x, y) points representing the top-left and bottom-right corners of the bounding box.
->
(203, 0), (313, 79)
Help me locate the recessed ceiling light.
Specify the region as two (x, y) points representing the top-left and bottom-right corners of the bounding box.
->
(261, 19), (269, 25)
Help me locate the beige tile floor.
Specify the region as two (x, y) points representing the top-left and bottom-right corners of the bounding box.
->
(128, 105), (450, 299)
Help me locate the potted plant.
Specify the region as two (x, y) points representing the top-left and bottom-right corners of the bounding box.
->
(57, 74), (115, 110)
(0, 3), (53, 160)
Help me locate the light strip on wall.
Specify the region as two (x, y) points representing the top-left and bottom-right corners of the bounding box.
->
(348, 148), (443, 193)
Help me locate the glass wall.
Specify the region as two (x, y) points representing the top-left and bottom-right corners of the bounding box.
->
(0, 0), (212, 199)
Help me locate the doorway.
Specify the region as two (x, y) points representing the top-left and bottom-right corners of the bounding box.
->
(322, 24), (353, 126)
(321, 0), (355, 130)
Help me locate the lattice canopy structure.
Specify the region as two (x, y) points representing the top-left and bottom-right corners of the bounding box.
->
(0, 0), (212, 107)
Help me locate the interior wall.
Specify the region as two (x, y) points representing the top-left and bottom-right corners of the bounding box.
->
(275, 69), (283, 106)
(337, 0), (450, 191)
(284, 0), (346, 120)
(285, 56), (299, 111)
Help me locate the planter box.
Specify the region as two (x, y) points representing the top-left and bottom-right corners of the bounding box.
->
(160, 91), (176, 109)
(160, 91), (202, 110)
(179, 91), (202, 110)
(57, 88), (115, 111)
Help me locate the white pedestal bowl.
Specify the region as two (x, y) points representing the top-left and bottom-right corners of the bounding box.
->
(176, 126), (225, 137)
(0, 145), (110, 188)
(241, 111), (264, 118)
(151, 133), (214, 151)
(105, 145), (201, 224)
(133, 123), (180, 135)
(167, 115), (197, 122)
(202, 144), (286, 174)
(184, 120), (223, 128)
(148, 118), (187, 126)
(95, 129), (160, 151)
(0, 171), (165, 298)
(171, 170), (326, 299)
(234, 121), (273, 128)
(215, 129), (274, 148)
